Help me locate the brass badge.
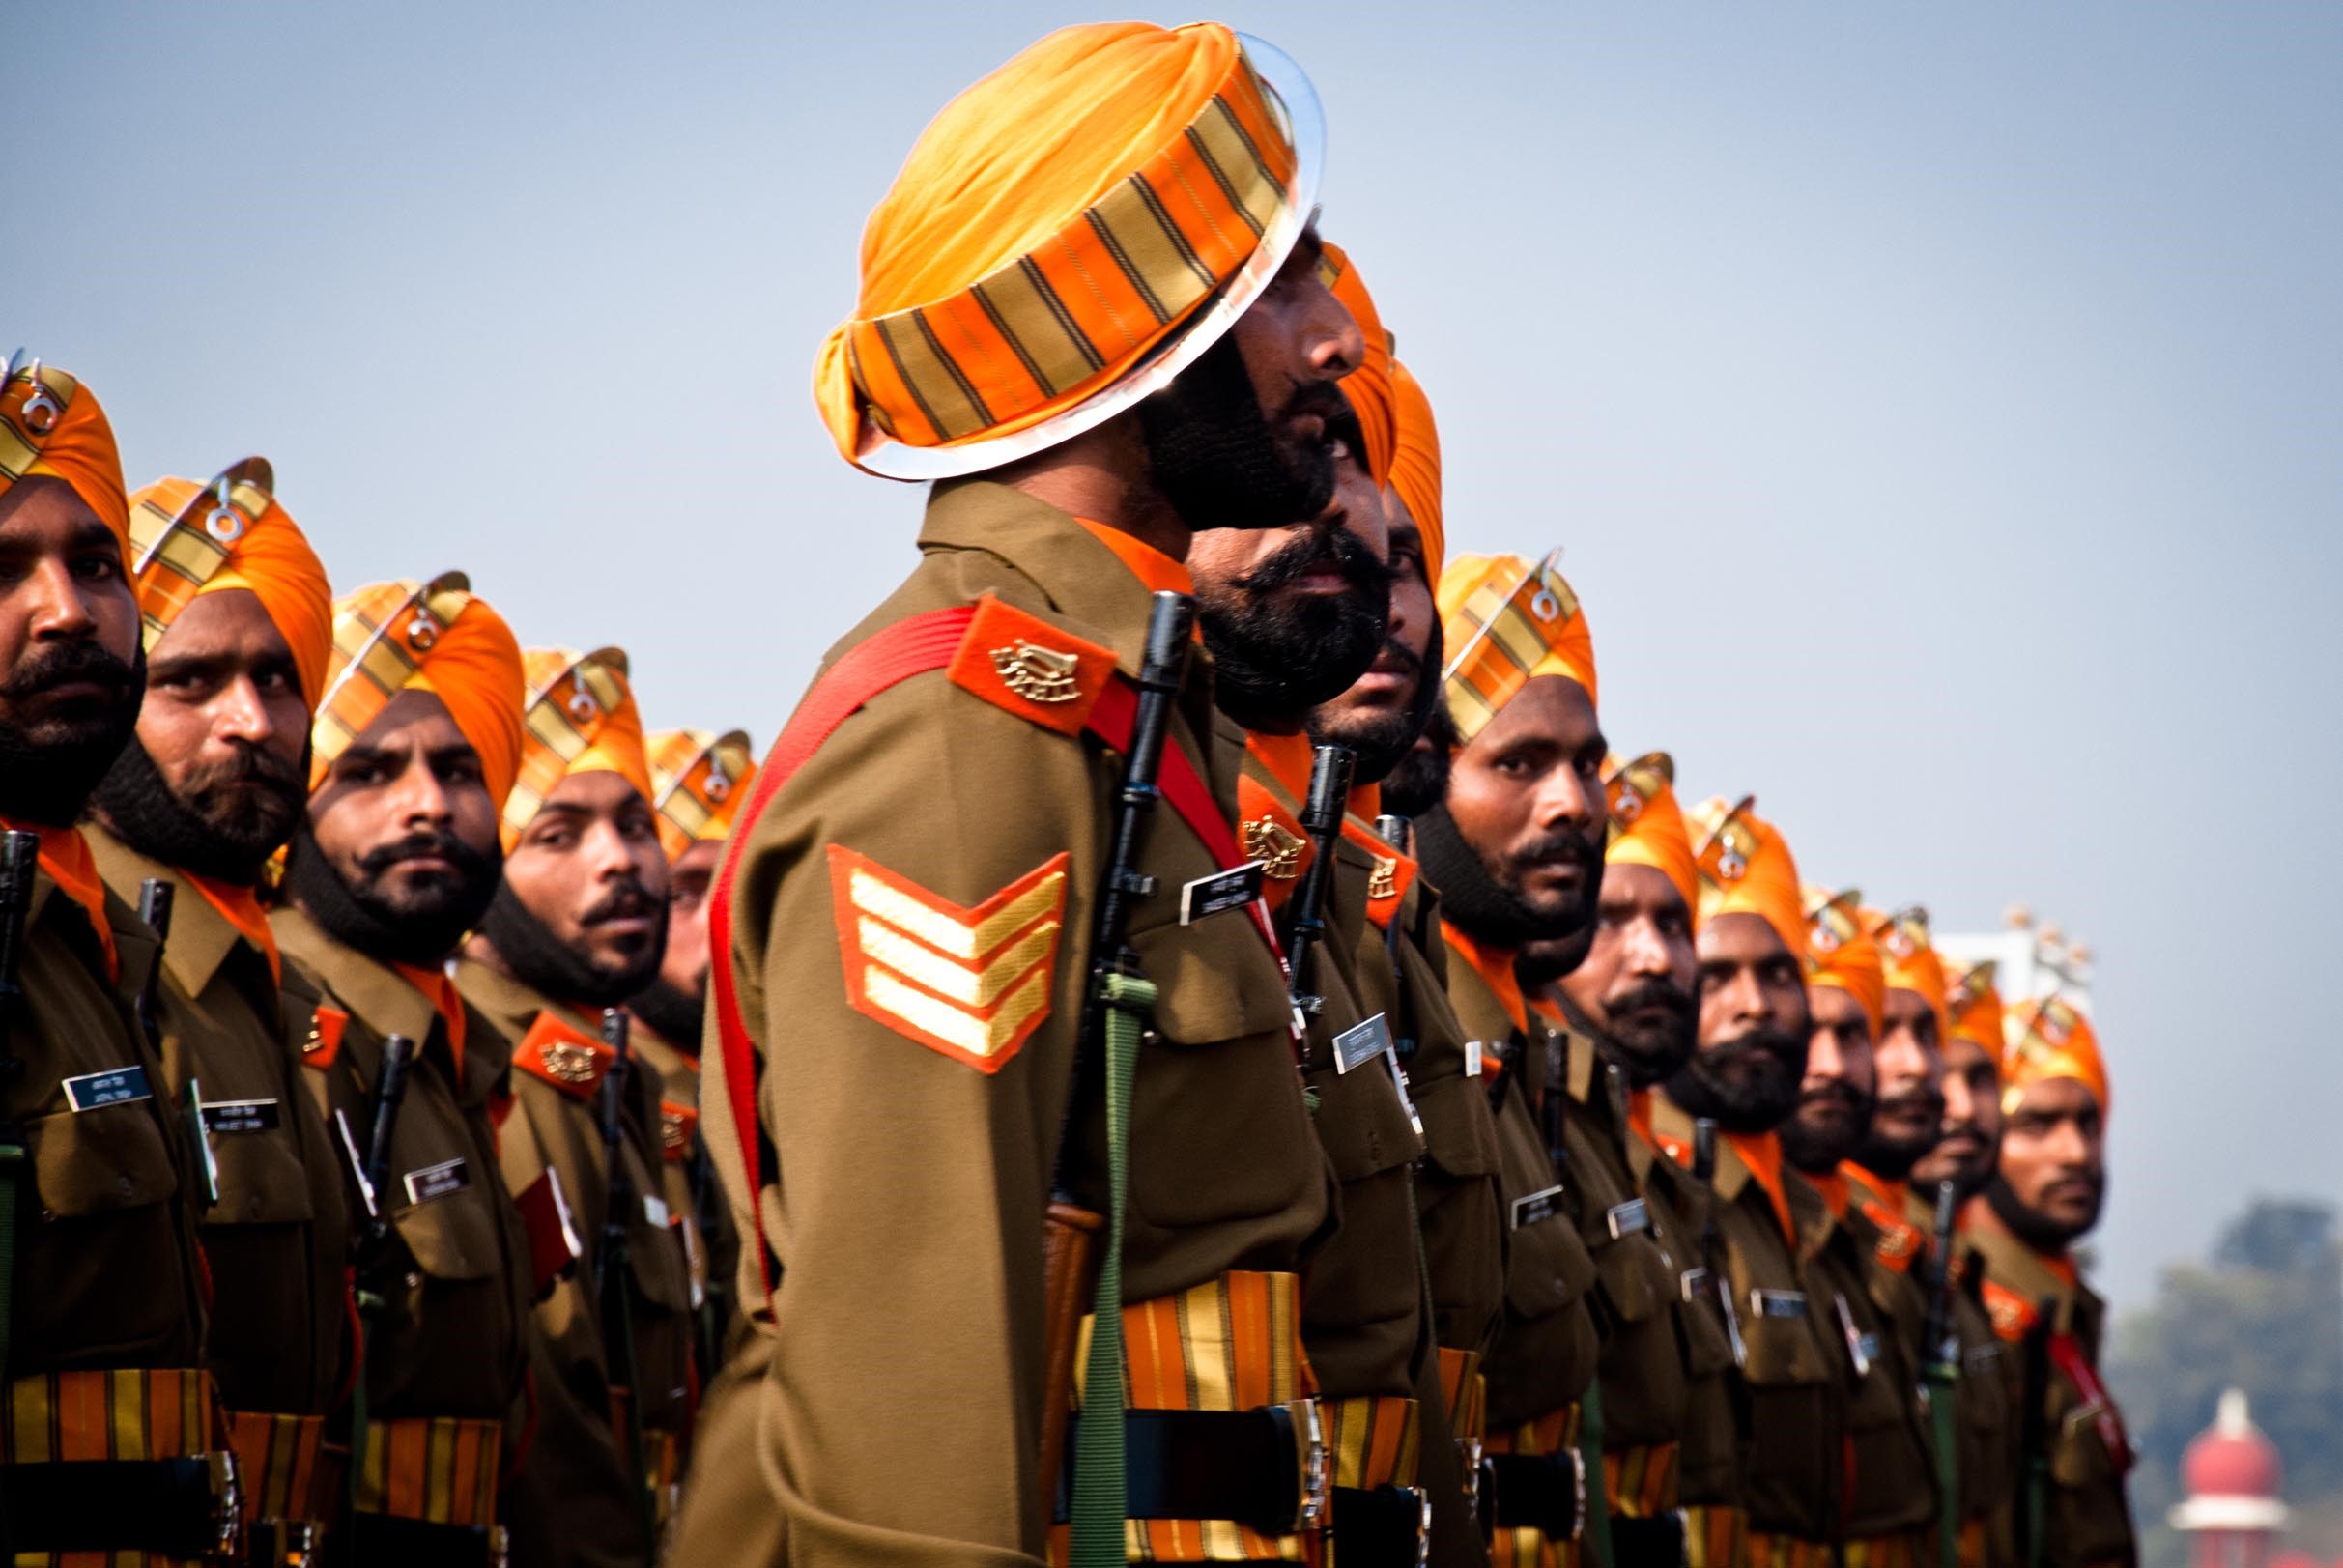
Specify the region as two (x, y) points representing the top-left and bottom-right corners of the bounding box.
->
(989, 641), (1081, 703)
(662, 1107), (690, 1153)
(1243, 816), (1307, 880)
(542, 1041), (600, 1084)
(1367, 857), (1399, 901)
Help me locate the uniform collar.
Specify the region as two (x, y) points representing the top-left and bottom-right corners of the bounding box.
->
(87, 825), (268, 996)
(452, 954), (601, 1047)
(1442, 920), (1527, 1038)
(272, 901), (442, 1051)
(1963, 1197), (2093, 1325)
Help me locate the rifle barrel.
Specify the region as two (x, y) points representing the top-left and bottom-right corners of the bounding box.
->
(1282, 744), (1355, 1012)
(363, 1034), (417, 1236)
(0, 830), (43, 1069)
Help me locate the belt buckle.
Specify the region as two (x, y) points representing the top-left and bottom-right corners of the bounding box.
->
(1407, 1484), (1432, 1568)
(206, 1449), (246, 1558)
(1566, 1448), (1587, 1542)
(1297, 1399), (1329, 1533)
(488, 1524), (513, 1568)
(1458, 1435), (1485, 1521)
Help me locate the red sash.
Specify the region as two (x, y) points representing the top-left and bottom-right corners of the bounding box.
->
(2047, 1332), (2133, 1471)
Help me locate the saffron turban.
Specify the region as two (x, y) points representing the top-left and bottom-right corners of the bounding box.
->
(814, 21), (1317, 473)
(312, 572), (526, 811)
(647, 727), (757, 864)
(2001, 995), (2110, 1122)
(1318, 242), (1394, 488)
(1865, 905), (1950, 1044)
(2, 355), (129, 563)
(1944, 956), (2006, 1054)
(1686, 795), (1805, 956)
(1803, 884), (1885, 1039)
(127, 461), (332, 707)
(1604, 751), (1699, 915)
(1388, 360), (1443, 584)
(1437, 551), (1595, 742)
(504, 647), (653, 847)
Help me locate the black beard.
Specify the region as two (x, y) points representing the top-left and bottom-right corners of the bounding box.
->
(1308, 613), (1443, 786)
(0, 641), (144, 826)
(93, 735), (307, 884)
(1414, 805), (1576, 950)
(1138, 332), (1344, 533)
(1854, 1087), (1948, 1181)
(1378, 699), (1457, 819)
(282, 818), (502, 967)
(475, 879), (669, 1010)
(1986, 1172), (2104, 1253)
(1555, 978), (1696, 1090)
(1665, 1024), (1809, 1134)
(1199, 523), (1391, 732)
(627, 977), (704, 1049)
(1779, 1083), (1877, 1175)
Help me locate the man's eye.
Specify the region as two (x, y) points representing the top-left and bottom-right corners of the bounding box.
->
(74, 554), (123, 583)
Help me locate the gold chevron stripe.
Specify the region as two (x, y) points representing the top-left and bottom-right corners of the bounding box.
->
(856, 915), (1059, 1009)
(847, 864), (1066, 961)
(862, 964), (1049, 1061)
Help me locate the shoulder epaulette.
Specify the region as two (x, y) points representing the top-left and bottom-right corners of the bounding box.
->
(1341, 815), (1415, 930)
(1982, 1278), (2037, 1341)
(945, 593), (1116, 736)
(1236, 774), (1311, 916)
(660, 1099), (699, 1163)
(301, 1005), (349, 1071)
(1862, 1200), (1922, 1273)
(513, 1012), (614, 1100)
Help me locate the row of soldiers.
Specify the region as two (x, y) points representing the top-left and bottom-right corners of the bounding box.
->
(0, 19), (2136, 1568)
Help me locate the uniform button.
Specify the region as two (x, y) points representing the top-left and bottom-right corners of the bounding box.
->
(1554, 1275), (1569, 1295)
(118, 1175), (136, 1198)
(405, 1271), (423, 1291)
(247, 1192), (266, 1217)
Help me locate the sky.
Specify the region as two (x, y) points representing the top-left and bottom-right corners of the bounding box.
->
(15, 3), (2342, 1308)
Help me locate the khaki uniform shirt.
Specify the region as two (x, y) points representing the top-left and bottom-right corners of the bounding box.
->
(455, 959), (696, 1568)
(1800, 1179), (1935, 1548)
(694, 483), (1331, 1565)
(632, 1021), (737, 1383)
(1622, 1105), (1741, 1530)
(91, 829), (351, 1423)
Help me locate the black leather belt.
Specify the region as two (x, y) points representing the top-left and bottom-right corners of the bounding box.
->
(351, 1513), (511, 1568)
(1611, 1511), (1690, 1568)
(1334, 1483), (1429, 1568)
(0, 1455), (237, 1557)
(1481, 1448), (1585, 1541)
(1053, 1407), (1309, 1534)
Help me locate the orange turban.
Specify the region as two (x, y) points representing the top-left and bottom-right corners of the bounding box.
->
(126, 461), (332, 707)
(1686, 795), (1805, 955)
(2, 356), (129, 564)
(2001, 995), (2109, 1121)
(1437, 551), (1595, 741)
(311, 572), (526, 811)
(646, 727), (758, 864)
(1604, 751), (1698, 914)
(1865, 905), (1950, 1044)
(1318, 242), (1393, 488)
(814, 22), (1315, 471)
(1388, 361), (1443, 583)
(504, 647), (653, 847)
(1944, 957), (2005, 1054)
(1803, 885), (1884, 1039)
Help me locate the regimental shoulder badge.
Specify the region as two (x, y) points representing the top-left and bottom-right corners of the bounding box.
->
(1341, 815), (1418, 931)
(946, 593), (1116, 738)
(1235, 774), (1311, 916)
(301, 1005), (349, 1071)
(660, 1099), (699, 1163)
(827, 844), (1069, 1073)
(1864, 1202), (1921, 1274)
(514, 1012), (615, 1099)
(1982, 1279), (2036, 1342)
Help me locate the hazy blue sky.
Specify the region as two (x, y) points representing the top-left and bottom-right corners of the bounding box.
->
(16, 4), (2341, 1305)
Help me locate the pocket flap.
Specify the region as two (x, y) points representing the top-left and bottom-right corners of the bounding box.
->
(1308, 1058), (1423, 1183)
(1740, 1309), (1832, 1387)
(29, 1100), (179, 1218)
(1412, 1074), (1498, 1180)
(1504, 1198), (1598, 1320)
(207, 1119), (319, 1227)
(1129, 915), (1294, 1046)
(1591, 1226), (1663, 1325)
(390, 1176), (501, 1281)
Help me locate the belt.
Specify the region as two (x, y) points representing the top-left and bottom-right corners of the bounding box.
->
(1052, 1404), (1327, 1535)
(1482, 1448), (1586, 1542)
(1334, 1482), (1432, 1568)
(355, 1414), (502, 1526)
(350, 1514), (511, 1568)
(1611, 1511), (1690, 1568)
(226, 1409), (334, 1542)
(0, 1451), (242, 1557)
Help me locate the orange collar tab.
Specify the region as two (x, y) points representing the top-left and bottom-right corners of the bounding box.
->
(514, 1011), (616, 1100)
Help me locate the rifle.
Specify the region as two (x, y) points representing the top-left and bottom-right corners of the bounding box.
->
(134, 880), (216, 1212)
(597, 1007), (655, 1549)
(1038, 591), (1192, 1538)
(1921, 1179), (1962, 1568)
(2016, 1297), (2055, 1568)
(1691, 1118), (1746, 1367)
(0, 831), (40, 1388)
(341, 1029), (416, 1539)
(1282, 745), (1356, 1021)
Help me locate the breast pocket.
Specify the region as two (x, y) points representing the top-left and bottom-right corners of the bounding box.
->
(389, 1166), (502, 1281)
(30, 1098), (182, 1218)
(205, 1114), (318, 1228)
(25, 1099), (188, 1359)
(1737, 1304), (1841, 1535)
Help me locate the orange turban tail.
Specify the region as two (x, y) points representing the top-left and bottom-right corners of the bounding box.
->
(647, 728), (758, 863)
(127, 467), (332, 707)
(4, 359), (129, 565)
(1945, 958), (2006, 1054)
(814, 22), (1304, 464)
(2002, 997), (2110, 1122)
(1867, 906), (1951, 1044)
(1605, 752), (1699, 914)
(312, 574), (526, 810)
(1388, 361), (1443, 584)
(1438, 551), (1596, 742)
(1804, 887), (1885, 1039)
(504, 648), (654, 848)
(1687, 795), (1805, 955)
(1319, 242), (1394, 488)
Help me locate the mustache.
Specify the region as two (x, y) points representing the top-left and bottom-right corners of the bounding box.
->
(1, 640), (137, 701)
(581, 877), (658, 926)
(1798, 1081), (1869, 1114)
(1272, 379), (1355, 434)
(1508, 827), (1602, 876)
(1238, 519), (1395, 598)
(359, 829), (497, 879)
(1879, 1085), (1946, 1121)
(181, 743), (305, 797)
(1367, 633), (1421, 682)
(1609, 977), (1694, 1022)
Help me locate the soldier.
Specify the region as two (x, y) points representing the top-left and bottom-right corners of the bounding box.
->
(455, 646), (695, 1567)
(1786, 889), (1936, 1568)
(686, 21), (1363, 1562)
(1418, 552), (1609, 1568)
(274, 571), (536, 1566)
(0, 357), (229, 1562)
(1970, 999), (2134, 1568)
(1643, 797), (1843, 1568)
(1547, 754), (1742, 1568)
(89, 462), (351, 1559)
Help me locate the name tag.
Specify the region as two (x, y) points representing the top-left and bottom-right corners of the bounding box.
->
(1511, 1183), (1565, 1231)
(1180, 863), (1265, 925)
(1751, 1288), (1808, 1321)
(1965, 1343), (2002, 1374)
(643, 1192), (671, 1229)
(200, 1098), (281, 1136)
(1332, 1013), (1393, 1075)
(1464, 1044), (1484, 1078)
(1606, 1198), (1650, 1240)
(404, 1157), (471, 1206)
(64, 1066), (153, 1112)
(1833, 1293), (1873, 1378)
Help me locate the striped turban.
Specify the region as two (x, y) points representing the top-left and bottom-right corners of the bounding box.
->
(1318, 242), (1394, 487)
(1437, 551), (1595, 743)
(1388, 361), (1443, 583)
(2, 354), (129, 563)
(1686, 795), (1805, 955)
(1803, 885), (1885, 1039)
(1866, 905), (1950, 1045)
(312, 573), (526, 810)
(646, 727), (757, 864)
(1944, 957), (2005, 1055)
(1604, 751), (1699, 915)
(2002, 995), (2110, 1122)
(505, 647), (653, 848)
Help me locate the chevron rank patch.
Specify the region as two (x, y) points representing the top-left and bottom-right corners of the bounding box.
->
(945, 593), (1116, 737)
(827, 844), (1069, 1073)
